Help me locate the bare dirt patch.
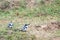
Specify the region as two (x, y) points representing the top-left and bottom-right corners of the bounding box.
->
(27, 21), (60, 40)
(51, 37), (60, 40)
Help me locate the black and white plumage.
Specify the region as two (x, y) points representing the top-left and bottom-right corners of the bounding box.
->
(20, 24), (30, 32)
(8, 21), (13, 28)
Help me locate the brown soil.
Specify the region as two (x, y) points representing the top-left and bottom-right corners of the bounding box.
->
(51, 37), (60, 40)
(27, 21), (60, 40)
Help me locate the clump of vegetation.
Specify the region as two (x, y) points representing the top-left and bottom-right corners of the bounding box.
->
(0, 29), (36, 40)
(0, 1), (10, 10)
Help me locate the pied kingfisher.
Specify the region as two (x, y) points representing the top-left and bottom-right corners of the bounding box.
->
(20, 24), (30, 32)
(8, 21), (13, 29)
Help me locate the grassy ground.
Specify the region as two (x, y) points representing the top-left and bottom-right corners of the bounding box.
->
(0, 0), (60, 40)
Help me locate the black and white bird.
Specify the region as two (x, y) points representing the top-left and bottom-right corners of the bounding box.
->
(8, 21), (13, 29)
(20, 24), (30, 32)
